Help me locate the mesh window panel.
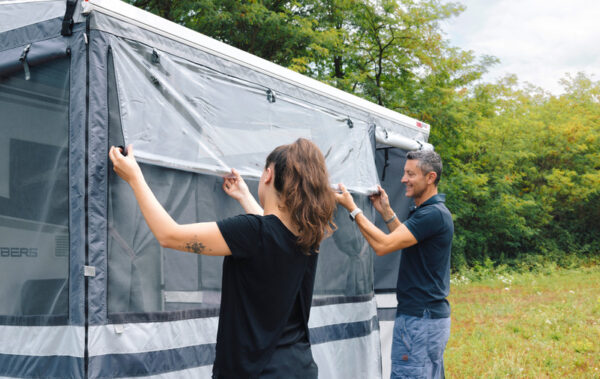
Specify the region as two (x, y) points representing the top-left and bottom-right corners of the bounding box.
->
(107, 163), (254, 313)
(0, 57), (70, 317)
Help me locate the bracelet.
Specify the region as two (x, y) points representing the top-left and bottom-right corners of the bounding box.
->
(384, 213), (397, 224)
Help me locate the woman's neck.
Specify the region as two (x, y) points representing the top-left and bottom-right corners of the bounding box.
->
(264, 204), (299, 236)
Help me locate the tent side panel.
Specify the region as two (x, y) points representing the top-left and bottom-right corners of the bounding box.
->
(0, 16), (86, 378)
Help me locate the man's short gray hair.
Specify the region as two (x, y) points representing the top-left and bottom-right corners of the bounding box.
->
(406, 150), (443, 186)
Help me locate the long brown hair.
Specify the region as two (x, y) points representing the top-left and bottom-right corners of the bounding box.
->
(266, 138), (336, 253)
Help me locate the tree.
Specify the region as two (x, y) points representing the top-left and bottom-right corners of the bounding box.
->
(444, 74), (600, 267)
(127, 0), (339, 73)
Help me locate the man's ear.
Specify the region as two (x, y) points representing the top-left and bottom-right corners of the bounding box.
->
(426, 171), (437, 185)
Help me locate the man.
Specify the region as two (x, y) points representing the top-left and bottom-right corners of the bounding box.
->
(335, 150), (453, 379)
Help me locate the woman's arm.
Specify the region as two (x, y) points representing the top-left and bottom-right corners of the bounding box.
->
(109, 145), (231, 256)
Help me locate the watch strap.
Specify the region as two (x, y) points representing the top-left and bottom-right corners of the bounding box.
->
(349, 208), (362, 221)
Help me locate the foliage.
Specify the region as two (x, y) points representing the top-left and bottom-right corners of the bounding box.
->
(444, 74), (600, 268)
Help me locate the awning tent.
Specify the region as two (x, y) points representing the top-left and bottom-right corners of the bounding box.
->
(0, 1), (431, 378)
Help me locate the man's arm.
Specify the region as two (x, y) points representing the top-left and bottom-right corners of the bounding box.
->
(354, 212), (417, 255)
(335, 184), (417, 256)
(369, 185), (401, 232)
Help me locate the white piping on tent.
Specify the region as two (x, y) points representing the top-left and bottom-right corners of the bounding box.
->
(375, 127), (434, 151)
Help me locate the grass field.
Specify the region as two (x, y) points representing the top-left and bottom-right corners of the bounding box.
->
(445, 265), (600, 378)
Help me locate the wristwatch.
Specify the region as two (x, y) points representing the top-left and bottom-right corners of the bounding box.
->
(349, 208), (362, 222)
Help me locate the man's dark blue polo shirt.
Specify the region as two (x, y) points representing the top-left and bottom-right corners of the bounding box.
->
(397, 194), (453, 318)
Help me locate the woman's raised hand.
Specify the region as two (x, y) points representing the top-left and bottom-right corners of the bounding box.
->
(223, 168), (263, 215)
(334, 183), (357, 212)
(222, 168), (250, 201)
(109, 145), (143, 185)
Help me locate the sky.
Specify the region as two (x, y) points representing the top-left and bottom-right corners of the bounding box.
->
(442, 0), (600, 94)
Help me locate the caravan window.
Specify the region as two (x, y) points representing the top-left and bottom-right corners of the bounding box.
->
(0, 57), (70, 317)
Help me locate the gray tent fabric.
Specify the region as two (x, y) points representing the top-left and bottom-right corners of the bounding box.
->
(0, 18), (86, 379)
(87, 28), (111, 326)
(68, 23), (87, 328)
(0, 1), (66, 33)
(0, 36), (71, 78)
(373, 147), (414, 291)
(0, 1), (432, 378)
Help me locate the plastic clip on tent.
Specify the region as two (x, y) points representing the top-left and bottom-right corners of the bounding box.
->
(18, 44), (30, 80)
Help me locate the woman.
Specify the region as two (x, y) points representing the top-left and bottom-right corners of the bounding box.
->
(109, 138), (336, 378)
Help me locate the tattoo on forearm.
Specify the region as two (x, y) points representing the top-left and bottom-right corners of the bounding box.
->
(185, 241), (210, 254)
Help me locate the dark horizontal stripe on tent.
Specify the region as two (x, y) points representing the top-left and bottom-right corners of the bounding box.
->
(107, 294), (374, 324)
(377, 308), (397, 322)
(88, 318), (379, 377)
(0, 353), (83, 379)
(312, 293), (373, 307)
(108, 307), (220, 324)
(310, 315), (379, 345)
(0, 314), (69, 326)
(88, 343), (215, 379)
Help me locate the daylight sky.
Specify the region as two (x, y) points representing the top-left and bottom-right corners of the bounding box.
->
(442, 0), (600, 94)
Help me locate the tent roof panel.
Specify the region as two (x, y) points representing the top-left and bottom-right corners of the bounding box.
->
(83, 0), (430, 140)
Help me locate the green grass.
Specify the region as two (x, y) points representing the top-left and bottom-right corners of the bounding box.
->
(445, 265), (600, 378)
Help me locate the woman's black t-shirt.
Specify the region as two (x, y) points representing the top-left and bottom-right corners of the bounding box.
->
(213, 214), (319, 378)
